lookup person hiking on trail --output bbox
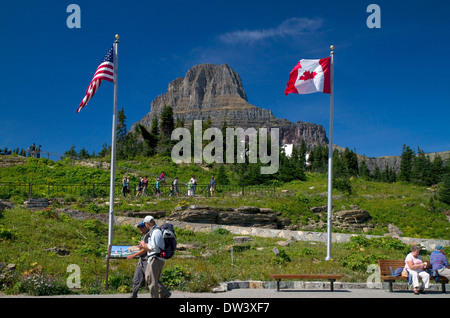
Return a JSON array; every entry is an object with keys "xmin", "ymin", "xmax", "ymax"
[
  {"xmin": 143, "ymin": 176, "xmax": 149, "ymax": 196},
  {"xmin": 189, "ymin": 175, "xmax": 197, "ymax": 197},
  {"xmin": 122, "ymin": 176, "xmax": 130, "ymax": 197},
  {"xmin": 155, "ymin": 178, "xmax": 160, "ymax": 197},
  {"xmin": 169, "ymin": 177, "xmax": 179, "ymax": 197},
  {"xmin": 127, "ymin": 222, "xmax": 150, "ymax": 298},
  {"xmin": 35, "ymin": 145, "xmax": 42, "ymax": 158},
  {"xmin": 187, "ymin": 179, "xmax": 193, "ymax": 197},
  {"xmin": 26, "ymin": 143, "xmax": 35, "ymax": 158},
  {"xmin": 139, "ymin": 216, "xmax": 171, "ymax": 298},
  {"xmin": 160, "ymin": 172, "xmax": 166, "ymax": 185},
  {"xmin": 136, "ymin": 177, "xmax": 144, "ymax": 197},
  {"xmin": 209, "ymin": 176, "xmax": 216, "ymax": 197},
  {"xmin": 122, "ymin": 176, "xmax": 127, "ymax": 197}
]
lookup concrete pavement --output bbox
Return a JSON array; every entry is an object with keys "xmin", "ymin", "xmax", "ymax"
[{"xmin": 2, "ymin": 288, "xmax": 449, "ymax": 298}]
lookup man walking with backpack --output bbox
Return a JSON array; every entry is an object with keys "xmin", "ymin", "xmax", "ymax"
[
  {"xmin": 127, "ymin": 222, "xmax": 150, "ymax": 298},
  {"xmin": 139, "ymin": 216, "xmax": 171, "ymax": 298}
]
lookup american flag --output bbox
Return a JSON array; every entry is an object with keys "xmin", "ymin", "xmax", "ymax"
[{"xmin": 77, "ymin": 46, "xmax": 114, "ymax": 113}]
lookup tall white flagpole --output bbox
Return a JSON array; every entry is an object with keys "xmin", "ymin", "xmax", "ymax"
[
  {"xmin": 108, "ymin": 34, "xmax": 120, "ymax": 248},
  {"xmin": 325, "ymin": 45, "xmax": 335, "ymax": 261}
]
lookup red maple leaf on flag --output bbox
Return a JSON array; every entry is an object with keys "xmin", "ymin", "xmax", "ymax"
[{"xmin": 299, "ymin": 70, "xmax": 317, "ymax": 82}]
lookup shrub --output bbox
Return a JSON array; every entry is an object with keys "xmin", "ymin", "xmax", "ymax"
[
  {"xmin": 343, "ymin": 235, "xmax": 408, "ymax": 253},
  {"xmin": 17, "ymin": 263, "xmax": 72, "ymax": 296},
  {"xmin": 18, "ymin": 272, "xmax": 72, "ymax": 296},
  {"xmin": 334, "ymin": 177, "xmax": 352, "ymax": 195},
  {"xmin": 86, "ymin": 203, "xmax": 100, "ymax": 214},
  {"xmin": 107, "ymin": 272, "xmax": 133, "ymax": 291},
  {"xmin": 161, "ymin": 265, "xmax": 192, "ymax": 291},
  {"xmin": 36, "ymin": 208, "xmax": 59, "ymax": 220},
  {"xmin": 0, "ymin": 226, "xmax": 14, "ymax": 241},
  {"xmin": 83, "ymin": 219, "xmax": 107, "ymax": 236},
  {"xmin": 75, "ymin": 242, "xmax": 106, "ymax": 257},
  {"xmin": 272, "ymin": 249, "xmax": 291, "ymax": 265},
  {"xmin": 339, "ymin": 252, "xmax": 386, "ymax": 271},
  {"xmin": 211, "ymin": 228, "xmax": 231, "ymax": 236}
]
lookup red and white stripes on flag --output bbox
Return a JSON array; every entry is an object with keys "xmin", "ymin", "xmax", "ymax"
[
  {"xmin": 77, "ymin": 46, "xmax": 114, "ymax": 113},
  {"xmin": 285, "ymin": 57, "xmax": 331, "ymax": 95}
]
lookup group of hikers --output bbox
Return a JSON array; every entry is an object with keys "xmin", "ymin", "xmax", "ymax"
[
  {"xmin": 121, "ymin": 173, "xmax": 216, "ymax": 198},
  {"xmin": 26, "ymin": 143, "xmax": 42, "ymax": 158},
  {"xmin": 1, "ymin": 143, "xmax": 42, "ymax": 157}
]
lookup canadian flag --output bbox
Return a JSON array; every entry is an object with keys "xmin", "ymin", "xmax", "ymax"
[{"xmin": 284, "ymin": 57, "xmax": 331, "ymax": 95}]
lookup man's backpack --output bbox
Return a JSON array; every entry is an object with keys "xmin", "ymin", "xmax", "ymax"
[{"xmin": 159, "ymin": 223, "xmax": 177, "ymax": 259}]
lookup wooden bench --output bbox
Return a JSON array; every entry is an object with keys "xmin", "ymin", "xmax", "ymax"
[
  {"xmin": 269, "ymin": 274, "xmax": 342, "ymax": 292},
  {"xmin": 378, "ymin": 260, "xmax": 448, "ymax": 293}
]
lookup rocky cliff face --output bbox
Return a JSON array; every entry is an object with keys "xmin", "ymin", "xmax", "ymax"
[{"xmin": 131, "ymin": 63, "xmax": 328, "ymax": 148}]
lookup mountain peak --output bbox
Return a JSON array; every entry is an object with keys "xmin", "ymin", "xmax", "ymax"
[{"xmin": 131, "ymin": 63, "xmax": 328, "ymax": 148}]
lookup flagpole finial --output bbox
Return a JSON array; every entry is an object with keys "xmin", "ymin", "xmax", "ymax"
[
  {"xmin": 115, "ymin": 34, "xmax": 120, "ymax": 41},
  {"xmin": 330, "ymin": 45, "xmax": 335, "ymax": 51}
]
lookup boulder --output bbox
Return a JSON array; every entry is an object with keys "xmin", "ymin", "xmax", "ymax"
[
  {"xmin": 26, "ymin": 198, "xmax": 50, "ymax": 210},
  {"xmin": 234, "ymin": 236, "xmax": 253, "ymax": 245},
  {"xmin": 387, "ymin": 224, "xmax": 403, "ymax": 237},
  {"xmin": 44, "ymin": 247, "xmax": 70, "ymax": 256},
  {"xmin": 334, "ymin": 210, "xmax": 371, "ymax": 224},
  {"xmin": 0, "ymin": 200, "xmax": 15, "ymax": 210},
  {"xmin": 333, "ymin": 209, "xmax": 373, "ymax": 232},
  {"xmin": 167, "ymin": 205, "xmax": 278, "ymax": 228}
]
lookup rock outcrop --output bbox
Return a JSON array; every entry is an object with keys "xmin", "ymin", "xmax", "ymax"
[
  {"xmin": 167, "ymin": 205, "xmax": 278, "ymax": 229},
  {"xmin": 333, "ymin": 209, "xmax": 373, "ymax": 232},
  {"xmin": 131, "ymin": 63, "xmax": 328, "ymax": 148}
]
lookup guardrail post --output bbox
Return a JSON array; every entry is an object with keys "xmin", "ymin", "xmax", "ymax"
[{"xmin": 28, "ymin": 183, "xmax": 33, "ymax": 199}]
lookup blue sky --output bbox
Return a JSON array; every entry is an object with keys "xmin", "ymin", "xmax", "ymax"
[{"xmin": 1, "ymin": 0, "xmax": 449, "ymax": 159}]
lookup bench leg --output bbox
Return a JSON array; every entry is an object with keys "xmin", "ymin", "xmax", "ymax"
[
  {"xmin": 329, "ymin": 279, "xmax": 335, "ymax": 291},
  {"xmin": 387, "ymin": 281, "xmax": 394, "ymax": 292},
  {"xmin": 442, "ymin": 282, "xmax": 446, "ymax": 294},
  {"xmin": 276, "ymin": 279, "xmax": 280, "ymax": 292}
]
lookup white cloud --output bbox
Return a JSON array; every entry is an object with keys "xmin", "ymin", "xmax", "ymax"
[{"xmin": 219, "ymin": 17, "xmax": 323, "ymax": 45}]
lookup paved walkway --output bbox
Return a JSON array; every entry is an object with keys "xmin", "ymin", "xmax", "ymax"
[{"xmin": 2, "ymin": 288, "xmax": 449, "ymax": 298}]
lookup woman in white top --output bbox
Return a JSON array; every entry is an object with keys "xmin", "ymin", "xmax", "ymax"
[{"xmin": 405, "ymin": 245, "xmax": 430, "ymax": 295}]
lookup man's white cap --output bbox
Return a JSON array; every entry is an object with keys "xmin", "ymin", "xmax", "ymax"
[{"xmin": 144, "ymin": 215, "xmax": 154, "ymax": 223}]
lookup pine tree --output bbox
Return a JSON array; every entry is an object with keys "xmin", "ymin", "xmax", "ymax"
[
  {"xmin": 411, "ymin": 147, "xmax": 432, "ymax": 186},
  {"xmin": 398, "ymin": 145, "xmax": 414, "ymax": 182},
  {"xmin": 375, "ymin": 166, "xmax": 382, "ymax": 181},
  {"xmin": 216, "ymin": 164, "xmax": 229, "ymax": 185},
  {"xmin": 438, "ymin": 170, "xmax": 450, "ymax": 205},
  {"xmin": 430, "ymin": 155, "xmax": 445, "ymax": 184},
  {"xmin": 97, "ymin": 143, "xmax": 110, "ymax": 158},
  {"xmin": 359, "ymin": 157, "xmax": 370, "ymax": 180},
  {"xmin": 175, "ymin": 116, "xmax": 185, "ymax": 128},
  {"xmin": 64, "ymin": 145, "xmax": 77, "ymax": 158},
  {"xmin": 160, "ymin": 105, "xmax": 174, "ymax": 139},
  {"xmin": 140, "ymin": 124, "xmax": 157, "ymax": 155},
  {"xmin": 299, "ymin": 139, "xmax": 307, "ymax": 168},
  {"xmin": 78, "ymin": 147, "xmax": 90, "ymax": 159},
  {"xmin": 311, "ymin": 144, "xmax": 327, "ymax": 173},
  {"xmin": 117, "ymin": 107, "xmax": 127, "ymax": 142},
  {"xmin": 344, "ymin": 147, "xmax": 359, "ymax": 176}
]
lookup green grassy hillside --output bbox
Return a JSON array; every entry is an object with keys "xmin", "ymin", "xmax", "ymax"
[
  {"xmin": 1, "ymin": 155, "xmax": 449, "ymax": 239},
  {"xmin": 0, "ymin": 155, "xmax": 449, "ymax": 295}
]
